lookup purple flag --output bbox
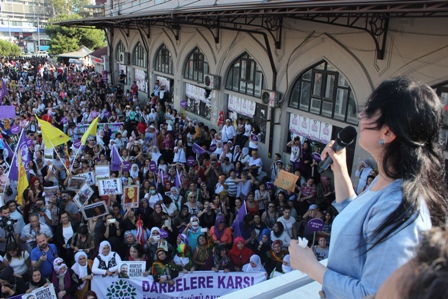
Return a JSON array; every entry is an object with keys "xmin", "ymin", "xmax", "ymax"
[
  {"xmin": 110, "ymin": 145, "xmax": 123, "ymax": 171},
  {"xmin": 0, "ymin": 80, "xmax": 7, "ymax": 105},
  {"xmin": 232, "ymin": 200, "xmax": 247, "ymax": 238},
  {"xmin": 4, "ymin": 142, "xmax": 13, "ymax": 158},
  {"xmin": 192, "ymin": 143, "xmax": 205, "ymax": 154},
  {"xmin": 175, "ymin": 169, "xmax": 181, "ymax": 188},
  {"xmin": 8, "ymin": 130, "xmax": 30, "ymax": 180}
]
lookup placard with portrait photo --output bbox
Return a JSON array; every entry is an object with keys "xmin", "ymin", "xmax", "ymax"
[
  {"xmin": 123, "ymin": 185, "xmax": 139, "ymax": 209},
  {"xmin": 73, "ymin": 183, "xmax": 95, "ymax": 208},
  {"xmin": 67, "ymin": 176, "xmax": 86, "ymax": 191},
  {"xmin": 78, "ymin": 171, "xmax": 96, "ymax": 186},
  {"xmin": 82, "ymin": 201, "xmax": 108, "ymax": 220},
  {"xmin": 98, "ymin": 178, "xmax": 123, "ymax": 196}
]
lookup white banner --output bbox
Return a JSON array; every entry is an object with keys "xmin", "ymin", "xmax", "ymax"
[
  {"xmin": 135, "ymin": 68, "xmax": 147, "ymax": 92},
  {"xmin": 309, "ymin": 118, "xmax": 320, "ymax": 141},
  {"xmin": 157, "ymin": 75, "xmax": 170, "ymax": 91},
  {"xmin": 226, "ymin": 94, "xmax": 256, "ymax": 118},
  {"xmin": 186, "ymin": 83, "xmax": 206, "ymax": 103},
  {"xmin": 299, "ymin": 115, "xmax": 310, "ymax": 137},
  {"xmin": 11, "ymin": 283, "xmax": 57, "ymax": 299},
  {"xmin": 92, "ymin": 271, "xmax": 266, "ymax": 299},
  {"xmin": 320, "ymin": 122, "xmax": 333, "ymax": 143}
]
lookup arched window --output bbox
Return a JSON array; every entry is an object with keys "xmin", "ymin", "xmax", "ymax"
[
  {"xmin": 132, "ymin": 42, "xmax": 147, "ymax": 68},
  {"xmin": 115, "ymin": 41, "xmax": 125, "ymax": 62},
  {"xmin": 225, "ymin": 52, "xmax": 265, "ymax": 98},
  {"xmin": 183, "ymin": 47, "xmax": 209, "ymax": 82},
  {"xmin": 289, "ymin": 61, "xmax": 358, "ymax": 124},
  {"xmin": 154, "ymin": 44, "xmax": 173, "ymax": 74}
]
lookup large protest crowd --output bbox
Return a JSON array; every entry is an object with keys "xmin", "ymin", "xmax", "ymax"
[{"xmin": 0, "ymin": 55, "xmax": 378, "ymax": 299}]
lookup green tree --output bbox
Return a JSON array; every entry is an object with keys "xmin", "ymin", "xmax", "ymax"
[
  {"xmin": 0, "ymin": 40, "xmax": 21, "ymax": 56},
  {"xmin": 45, "ymin": 14, "xmax": 106, "ymax": 55}
]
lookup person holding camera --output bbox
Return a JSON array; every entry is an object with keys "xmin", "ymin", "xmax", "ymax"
[
  {"xmin": 20, "ymin": 214, "xmax": 53, "ymax": 254},
  {"xmin": 204, "ymin": 159, "xmax": 222, "ymax": 196},
  {"xmin": 0, "ymin": 206, "xmax": 20, "ymax": 255},
  {"xmin": 61, "ymin": 191, "xmax": 81, "ymax": 224},
  {"xmin": 33, "ymin": 198, "xmax": 52, "ymax": 227}
]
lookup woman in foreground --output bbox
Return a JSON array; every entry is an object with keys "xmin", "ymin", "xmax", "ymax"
[{"xmin": 289, "ymin": 77, "xmax": 447, "ymax": 299}]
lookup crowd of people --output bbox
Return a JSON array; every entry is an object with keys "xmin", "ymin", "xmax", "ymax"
[
  {"xmin": 0, "ymin": 56, "xmax": 349, "ymax": 298},
  {"xmin": 0, "ymin": 56, "xmax": 442, "ymax": 299}
]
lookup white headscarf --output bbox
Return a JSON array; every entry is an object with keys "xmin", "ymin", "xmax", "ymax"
[
  {"xmin": 130, "ymin": 163, "xmax": 140, "ymax": 179},
  {"xmin": 242, "ymin": 254, "xmax": 266, "ymax": 273},
  {"xmin": 150, "ymin": 227, "xmax": 161, "ymax": 245},
  {"xmin": 151, "ymin": 147, "xmax": 162, "ymax": 165},
  {"xmin": 71, "ymin": 252, "xmax": 89, "ymax": 289},
  {"xmin": 98, "ymin": 240, "xmax": 114, "ymax": 261},
  {"xmin": 53, "ymin": 257, "xmax": 67, "ymax": 277},
  {"xmin": 282, "ymin": 254, "xmax": 294, "ymax": 273}
]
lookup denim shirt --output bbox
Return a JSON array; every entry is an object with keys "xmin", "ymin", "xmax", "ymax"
[{"xmin": 322, "ymin": 178, "xmax": 431, "ymax": 299}]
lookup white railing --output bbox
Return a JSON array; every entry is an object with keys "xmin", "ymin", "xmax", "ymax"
[{"xmin": 220, "ymin": 259, "xmax": 327, "ymax": 299}]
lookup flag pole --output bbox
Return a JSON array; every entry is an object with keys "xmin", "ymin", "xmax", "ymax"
[
  {"xmin": 49, "ymin": 141, "xmax": 70, "ymax": 173},
  {"xmin": 3, "ymin": 129, "xmax": 25, "ymax": 200}
]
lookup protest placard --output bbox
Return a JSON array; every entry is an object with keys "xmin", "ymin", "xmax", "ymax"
[{"xmin": 273, "ymin": 170, "xmax": 300, "ymax": 192}]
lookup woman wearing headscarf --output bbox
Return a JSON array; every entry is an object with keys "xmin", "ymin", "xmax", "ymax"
[
  {"xmin": 146, "ymin": 227, "xmax": 174, "ymax": 262},
  {"xmin": 180, "ymin": 215, "xmax": 202, "ymax": 252},
  {"xmin": 228, "ymin": 236, "xmax": 254, "ymax": 271},
  {"xmin": 270, "ymin": 221, "xmax": 291, "ymax": 250},
  {"xmin": 242, "ymin": 254, "xmax": 266, "ymax": 274},
  {"xmin": 210, "ymin": 216, "xmax": 232, "ymax": 247},
  {"xmin": 240, "ymin": 147, "xmax": 250, "ymax": 165},
  {"xmin": 147, "ymin": 203, "xmax": 167, "ymax": 229},
  {"xmin": 173, "ymin": 234, "xmax": 194, "ymax": 272},
  {"xmin": 129, "ymin": 164, "xmax": 140, "ymax": 181},
  {"xmin": 254, "ymin": 228, "xmax": 271, "ymax": 263},
  {"xmin": 172, "ymin": 205, "xmax": 191, "ymax": 234},
  {"xmin": 25, "ymin": 268, "xmax": 50, "ymax": 293},
  {"xmin": 169, "ymin": 186, "xmax": 183, "ymax": 212},
  {"xmin": 52, "ymin": 257, "xmax": 79, "ymax": 299},
  {"xmin": 282, "ymin": 254, "xmax": 294, "ymax": 273},
  {"xmin": 265, "ymin": 240, "xmax": 288, "ymax": 275},
  {"xmin": 92, "ymin": 241, "xmax": 122, "ymax": 276},
  {"xmin": 150, "ymin": 146, "xmax": 162, "ymax": 166},
  {"xmin": 71, "ymin": 252, "xmax": 93, "ymax": 299},
  {"xmin": 151, "ymin": 248, "xmax": 179, "ymax": 286},
  {"xmin": 0, "ymin": 266, "xmax": 26, "ymax": 298}
]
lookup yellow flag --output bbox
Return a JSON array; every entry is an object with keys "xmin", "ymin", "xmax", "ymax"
[
  {"xmin": 17, "ymin": 149, "xmax": 28, "ymax": 205},
  {"xmin": 81, "ymin": 117, "xmax": 99, "ymax": 145},
  {"xmin": 36, "ymin": 116, "xmax": 71, "ymax": 149}
]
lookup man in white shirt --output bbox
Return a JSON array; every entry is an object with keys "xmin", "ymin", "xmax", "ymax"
[{"xmin": 221, "ymin": 119, "xmax": 236, "ymax": 144}]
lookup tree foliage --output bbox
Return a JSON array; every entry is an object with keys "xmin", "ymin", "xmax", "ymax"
[
  {"xmin": 45, "ymin": 14, "xmax": 106, "ymax": 55},
  {"xmin": 0, "ymin": 40, "xmax": 22, "ymax": 57}
]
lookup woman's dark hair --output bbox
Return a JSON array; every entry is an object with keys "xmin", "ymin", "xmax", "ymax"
[
  {"xmin": 242, "ymin": 214, "xmax": 254, "ymax": 228},
  {"xmin": 273, "ymin": 221, "xmax": 284, "ymax": 237},
  {"xmin": 77, "ymin": 225, "xmax": 88, "ymax": 235},
  {"xmin": 401, "ymin": 226, "xmax": 448, "ymax": 299},
  {"xmin": 5, "ymin": 242, "xmax": 23, "ymax": 261},
  {"xmin": 130, "ymin": 243, "xmax": 144, "ymax": 258},
  {"xmin": 363, "ymin": 77, "xmax": 447, "ymax": 249}
]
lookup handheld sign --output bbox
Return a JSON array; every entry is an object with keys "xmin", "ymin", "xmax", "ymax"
[
  {"xmin": 123, "ymin": 161, "xmax": 131, "ymax": 172},
  {"xmin": 307, "ymin": 218, "xmax": 325, "ymax": 232},
  {"xmin": 11, "ymin": 125, "xmax": 20, "ymax": 135},
  {"xmin": 187, "ymin": 156, "xmax": 195, "ymax": 167},
  {"xmin": 149, "ymin": 161, "xmax": 157, "ymax": 173},
  {"xmin": 273, "ymin": 170, "xmax": 300, "ymax": 192},
  {"xmin": 73, "ymin": 140, "xmax": 81, "ymax": 149},
  {"xmin": 209, "ymin": 144, "xmax": 217, "ymax": 152},
  {"xmin": 60, "ymin": 117, "xmax": 68, "ymax": 124}
]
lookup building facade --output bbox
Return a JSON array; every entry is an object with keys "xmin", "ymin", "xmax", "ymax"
[{"xmin": 59, "ymin": 0, "xmax": 448, "ymax": 184}]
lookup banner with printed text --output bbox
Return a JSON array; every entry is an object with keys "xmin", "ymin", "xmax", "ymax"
[
  {"xmin": 76, "ymin": 122, "xmax": 123, "ymax": 134},
  {"xmin": 10, "ymin": 283, "xmax": 57, "ymax": 299},
  {"xmin": 91, "ymin": 271, "xmax": 266, "ymax": 299}
]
